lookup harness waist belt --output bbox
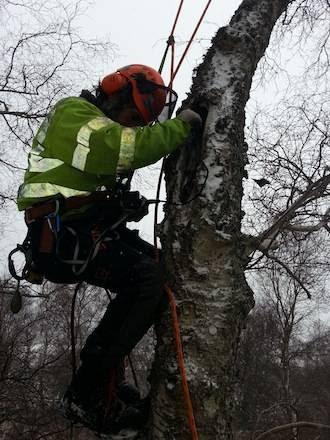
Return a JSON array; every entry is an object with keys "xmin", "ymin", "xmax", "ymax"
[{"xmin": 25, "ymin": 191, "xmax": 115, "ymax": 223}]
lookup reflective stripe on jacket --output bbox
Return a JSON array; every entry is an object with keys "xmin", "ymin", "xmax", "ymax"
[{"xmin": 17, "ymin": 97, "xmax": 190, "ymax": 210}]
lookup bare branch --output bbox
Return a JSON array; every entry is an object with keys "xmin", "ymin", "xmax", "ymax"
[
  {"xmin": 285, "ymin": 207, "xmax": 330, "ymax": 232},
  {"xmin": 0, "ymin": 157, "xmax": 25, "ymax": 171},
  {"xmin": 0, "ymin": 110, "xmax": 47, "ymax": 119},
  {"xmin": 260, "ymin": 173, "xmax": 330, "ymax": 241},
  {"xmin": 255, "ymin": 421, "xmax": 330, "ymax": 440},
  {"xmin": 1, "ymin": 289, "xmax": 49, "ymax": 299},
  {"xmin": 264, "ymin": 253, "xmax": 312, "ymax": 299}
]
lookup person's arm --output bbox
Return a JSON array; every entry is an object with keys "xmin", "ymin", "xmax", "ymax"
[
  {"xmin": 130, "ymin": 109, "xmax": 202, "ymax": 169},
  {"xmin": 47, "ymin": 98, "xmax": 198, "ymax": 175},
  {"xmin": 131, "ymin": 118, "xmax": 191, "ymax": 169}
]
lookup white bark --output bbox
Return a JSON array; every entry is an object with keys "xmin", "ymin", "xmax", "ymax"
[{"xmin": 148, "ymin": 1, "xmax": 292, "ymax": 439}]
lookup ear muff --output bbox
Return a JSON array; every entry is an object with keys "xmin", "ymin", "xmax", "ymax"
[{"xmin": 101, "ymin": 72, "xmax": 129, "ymax": 96}]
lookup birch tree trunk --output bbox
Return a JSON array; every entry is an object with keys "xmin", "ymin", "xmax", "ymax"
[{"xmin": 148, "ymin": 1, "xmax": 292, "ymax": 439}]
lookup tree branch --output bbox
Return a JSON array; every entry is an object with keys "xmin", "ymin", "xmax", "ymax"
[
  {"xmin": 2, "ymin": 289, "xmax": 49, "ymax": 299},
  {"xmin": 255, "ymin": 421, "xmax": 330, "ymax": 440},
  {"xmin": 260, "ymin": 173, "xmax": 330, "ymax": 241},
  {"xmin": 285, "ymin": 207, "xmax": 330, "ymax": 232},
  {"xmin": 264, "ymin": 253, "xmax": 312, "ymax": 299}
]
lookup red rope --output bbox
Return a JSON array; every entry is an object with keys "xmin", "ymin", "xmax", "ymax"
[
  {"xmin": 170, "ymin": 0, "xmax": 185, "ymax": 37},
  {"xmin": 166, "ymin": 285, "xmax": 199, "ymax": 440},
  {"xmin": 169, "ymin": 0, "xmax": 213, "ymax": 87}
]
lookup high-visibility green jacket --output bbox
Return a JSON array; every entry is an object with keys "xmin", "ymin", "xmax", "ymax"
[{"xmin": 17, "ymin": 97, "xmax": 190, "ymax": 210}]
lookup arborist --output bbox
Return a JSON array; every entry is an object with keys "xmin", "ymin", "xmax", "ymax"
[{"xmin": 15, "ymin": 64, "xmax": 202, "ymax": 435}]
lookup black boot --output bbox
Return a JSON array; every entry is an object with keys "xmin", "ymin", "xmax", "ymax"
[
  {"xmin": 62, "ymin": 348, "xmax": 124, "ymax": 433},
  {"xmin": 117, "ymin": 381, "xmax": 140, "ymax": 405},
  {"xmin": 113, "ymin": 395, "xmax": 150, "ymax": 435}
]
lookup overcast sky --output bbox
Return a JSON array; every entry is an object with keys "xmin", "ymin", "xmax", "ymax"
[{"xmin": 79, "ymin": 0, "xmax": 241, "ymax": 100}]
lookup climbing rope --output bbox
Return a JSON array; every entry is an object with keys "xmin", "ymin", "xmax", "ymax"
[
  {"xmin": 158, "ymin": 0, "xmax": 184, "ymax": 75},
  {"xmin": 166, "ymin": 285, "xmax": 199, "ymax": 440}
]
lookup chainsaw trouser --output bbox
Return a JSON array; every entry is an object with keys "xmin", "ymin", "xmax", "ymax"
[{"xmin": 32, "ymin": 221, "xmax": 166, "ymax": 393}]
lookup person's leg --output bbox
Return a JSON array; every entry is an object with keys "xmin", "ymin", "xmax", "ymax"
[
  {"xmin": 66, "ymin": 227, "xmax": 166, "ymax": 419},
  {"xmin": 83, "ymin": 256, "xmax": 164, "ymax": 360}
]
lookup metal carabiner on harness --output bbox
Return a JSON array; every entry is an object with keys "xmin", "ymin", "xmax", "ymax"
[
  {"xmin": 45, "ymin": 199, "xmax": 61, "ymax": 235},
  {"xmin": 8, "ymin": 242, "xmax": 31, "ymax": 314},
  {"xmin": 8, "ymin": 244, "xmax": 31, "ymax": 282},
  {"xmin": 8, "ymin": 230, "xmax": 43, "ymax": 313}
]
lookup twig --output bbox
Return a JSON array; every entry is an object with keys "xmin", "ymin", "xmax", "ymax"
[
  {"xmin": 255, "ymin": 421, "xmax": 330, "ymax": 440},
  {"xmin": 264, "ymin": 253, "xmax": 312, "ymax": 299},
  {"xmin": 260, "ymin": 173, "xmax": 330, "ymax": 242},
  {"xmin": 285, "ymin": 207, "xmax": 330, "ymax": 232},
  {"xmin": 2, "ymin": 290, "xmax": 49, "ymax": 299}
]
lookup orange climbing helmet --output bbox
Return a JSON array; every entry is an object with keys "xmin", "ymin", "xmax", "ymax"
[{"xmin": 100, "ymin": 64, "xmax": 176, "ymax": 124}]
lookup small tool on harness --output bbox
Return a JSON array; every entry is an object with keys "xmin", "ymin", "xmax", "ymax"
[
  {"xmin": 10, "ymin": 282, "xmax": 22, "ymax": 314},
  {"xmin": 8, "ymin": 231, "xmax": 43, "ymax": 313}
]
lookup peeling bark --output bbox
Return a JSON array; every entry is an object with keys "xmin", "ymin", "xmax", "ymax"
[{"xmin": 148, "ymin": 1, "xmax": 292, "ymax": 439}]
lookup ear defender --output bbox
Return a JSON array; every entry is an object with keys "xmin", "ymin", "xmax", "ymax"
[{"xmin": 101, "ymin": 72, "xmax": 129, "ymax": 96}]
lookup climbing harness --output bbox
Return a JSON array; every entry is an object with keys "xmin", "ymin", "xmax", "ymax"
[{"xmin": 7, "ymin": 187, "xmax": 150, "ymax": 314}]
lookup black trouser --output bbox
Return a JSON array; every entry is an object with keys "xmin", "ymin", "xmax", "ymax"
[{"xmin": 32, "ymin": 216, "xmax": 165, "ymax": 397}]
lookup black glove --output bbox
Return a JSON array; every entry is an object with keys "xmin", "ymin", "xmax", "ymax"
[
  {"xmin": 177, "ymin": 109, "xmax": 202, "ymax": 127},
  {"xmin": 121, "ymin": 192, "xmax": 149, "ymax": 222}
]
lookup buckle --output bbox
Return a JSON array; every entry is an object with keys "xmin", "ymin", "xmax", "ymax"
[
  {"xmin": 25, "ymin": 208, "xmax": 37, "ymax": 224},
  {"xmin": 25, "ymin": 197, "xmax": 64, "ymax": 224}
]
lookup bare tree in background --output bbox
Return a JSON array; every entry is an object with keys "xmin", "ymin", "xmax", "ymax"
[
  {"xmin": 235, "ymin": 302, "xmax": 330, "ymax": 440},
  {"xmin": 246, "ymin": 238, "xmax": 324, "ymax": 439},
  {"xmin": 0, "ymin": 0, "xmax": 115, "ymax": 206},
  {"xmin": 234, "ymin": 303, "xmax": 283, "ymax": 436},
  {"xmin": 0, "ymin": 278, "xmax": 111, "ymax": 439}
]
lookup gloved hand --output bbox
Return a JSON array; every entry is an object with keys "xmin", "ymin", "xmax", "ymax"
[
  {"xmin": 129, "ymin": 196, "xmax": 149, "ymax": 222},
  {"xmin": 177, "ymin": 109, "xmax": 202, "ymax": 127},
  {"xmin": 121, "ymin": 192, "xmax": 149, "ymax": 222}
]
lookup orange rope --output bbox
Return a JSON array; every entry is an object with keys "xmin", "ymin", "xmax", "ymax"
[{"xmin": 165, "ymin": 285, "xmax": 199, "ymax": 440}]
